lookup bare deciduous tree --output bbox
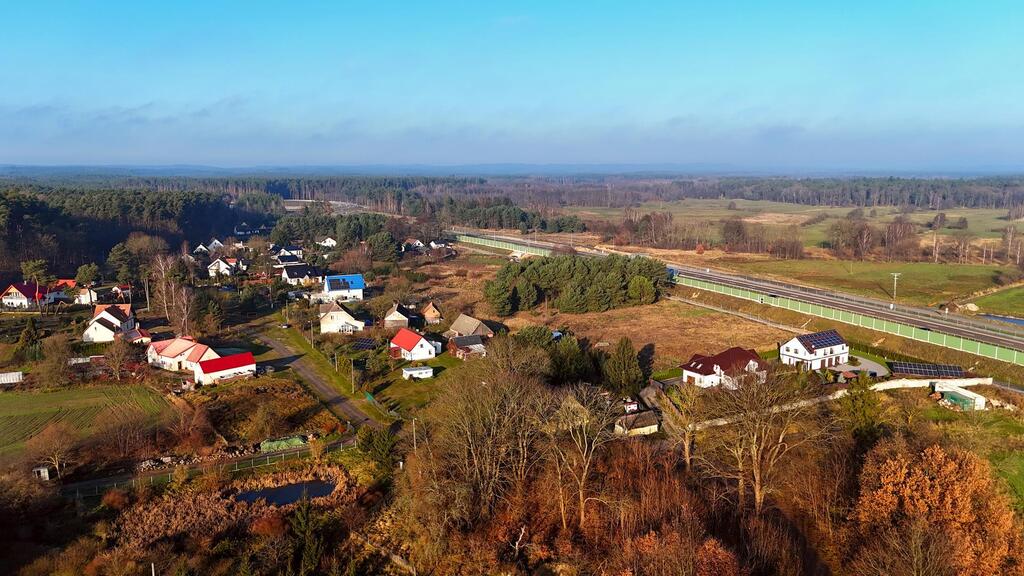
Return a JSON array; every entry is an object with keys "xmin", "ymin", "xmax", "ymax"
[
  {"xmin": 548, "ymin": 384, "xmax": 619, "ymax": 530},
  {"xmin": 699, "ymin": 371, "xmax": 830, "ymax": 515},
  {"xmin": 26, "ymin": 422, "xmax": 77, "ymax": 479}
]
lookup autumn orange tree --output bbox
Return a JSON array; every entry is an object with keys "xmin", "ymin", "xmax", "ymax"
[{"xmin": 849, "ymin": 439, "xmax": 1024, "ymax": 576}]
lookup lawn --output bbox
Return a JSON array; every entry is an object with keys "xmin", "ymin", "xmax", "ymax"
[
  {"xmin": 722, "ymin": 259, "xmax": 1009, "ymax": 306},
  {"xmin": 372, "ymin": 354, "xmax": 462, "ymax": 414},
  {"xmin": 0, "ymin": 385, "xmax": 172, "ymax": 457},
  {"xmin": 971, "ymin": 286, "xmax": 1024, "ymax": 318}
]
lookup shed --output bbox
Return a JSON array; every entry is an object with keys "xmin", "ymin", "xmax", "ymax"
[
  {"xmin": 614, "ymin": 411, "xmax": 660, "ymax": 436},
  {"xmin": 260, "ymin": 435, "xmax": 307, "ymax": 452},
  {"xmin": 402, "ymin": 366, "xmax": 434, "ymax": 380},
  {"xmin": 32, "ymin": 466, "xmax": 53, "ymax": 481}
]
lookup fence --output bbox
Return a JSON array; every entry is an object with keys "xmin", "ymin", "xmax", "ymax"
[
  {"xmin": 65, "ymin": 442, "xmax": 351, "ymax": 499},
  {"xmin": 453, "ymin": 231, "xmax": 1024, "ymax": 366},
  {"xmin": 676, "ymin": 276, "xmax": 1024, "ymax": 367}
]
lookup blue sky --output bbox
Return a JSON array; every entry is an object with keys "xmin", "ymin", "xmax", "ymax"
[{"xmin": 2, "ymin": 1, "xmax": 1022, "ymax": 170}]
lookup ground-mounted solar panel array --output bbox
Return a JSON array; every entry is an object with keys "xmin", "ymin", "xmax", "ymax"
[
  {"xmin": 888, "ymin": 361, "xmax": 966, "ymax": 378},
  {"xmin": 350, "ymin": 338, "xmax": 377, "ymax": 351}
]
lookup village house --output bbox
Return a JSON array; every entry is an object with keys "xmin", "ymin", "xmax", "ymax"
[
  {"xmin": 82, "ymin": 304, "xmax": 137, "ymax": 343},
  {"xmin": 319, "ymin": 301, "xmax": 365, "ymax": 334},
  {"xmin": 208, "ymin": 238, "xmax": 225, "ymax": 252},
  {"xmin": 76, "ymin": 286, "xmax": 101, "ymax": 305},
  {"xmin": 146, "ymin": 336, "xmax": 221, "ymax": 372},
  {"xmin": 680, "ymin": 347, "xmax": 766, "ymax": 388},
  {"xmin": 193, "ymin": 352, "xmax": 256, "ymax": 385},
  {"xmin": 447, "ymin": 335, "xmax": 487, "ymax": 360},
  {"xmin": 402, "ymin": 238, "xmax": 425, "ymax": 252},
  {"xmin": 429, "ymin": 240, "xmax": 450, "ymax": 250},
  {"xmin": 2, "ymin": 283, "xmax": 54, "ymax": 309},
  {"xmin": 779, "ymin": 329, "xmax": 849, "ymax": 370},
  {"xmin": 112, "ymin": 284, "xmax": 132, "ymax": 301},
  {"xmin": 389, "ymin": 328, "xmax": 440, "ymax": 361},
  {"xmin": 317, "ymin": 237, "xmax": 337, "ymax": 248},
  {"xmin": 444, "ymin": 313, "xmax": 494, "ymax": 338},
  {"xmin": 384, "ymin": 302, "xmax": 413, "ymax": 329},
  {"xmin": 281, "ymin": 264, "xmax": 323, "ymax": 286},
  {"xmin": 320, "ymin": 274, "xmax": 365, "ymax": 301},
  {"xmin": 193, "ymin": 243, "xmax": 209, "ymax": 255},
  {"xmin": 276, "ymin": 245, "xmax": 303, "ymax": 258},
  {"xmin": 207, "ymin": 257, "xmax": 247, "ymax": 278},
  {"xmin": 614, "ymin": 411, "xmax": 660, "ymax": 436},
  {"xmin": 272, "ymin": 253, "xmax": 302, "ymax": 267},
  {"xmin": 421, "ymin": 301, "xmax": 443, "ymax": 325}
]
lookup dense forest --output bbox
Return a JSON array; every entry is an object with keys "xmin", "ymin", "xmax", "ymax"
[
  {"xmin": 0, "ymin": 184, "xmax": 237, "ymax": 279},
  {"xmin": 6, "ymin": 174, "xmax": 1023, "ymax": 211}
]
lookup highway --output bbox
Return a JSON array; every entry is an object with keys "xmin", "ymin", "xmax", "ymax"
[{"xmin": 452, "ymin": 229, "xmax": 1024, "ymax": 355}]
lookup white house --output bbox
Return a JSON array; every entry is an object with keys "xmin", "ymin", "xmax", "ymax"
[
  {"xmin": 317, "ymin": 237, "xmax": 338, "ymax": 248},
  {"xmin": 389, "ymin": 328, "xmax": 440, "ymax": 361},
  {"xmin": 146, "ymin": 337, "xmax": 220, "ymax": 372},
  {"xmin": 193, "ymin": 352, "xmax": 256, "ymax": 385},
  {"xmin": 2, "ymin": 283, "xmax": 48, "ymax": 309},
  {"xmin": 207, "ymin": 257, "xmax": 246, "ymax": 278},
  {"xmin": 402, "ymin": 238, "xmax": 425, "ymax": 252},
  {"xmin": 76, "ymin": 287, "xmax": 101, "ymax": 305},
  {"xmin": 429, "ymin": 240, "xmax": 449, "ymax": 250},
  {"xmin": 208, "ymin": 238, "xmax": 225, "ymax": 251},
  {"xmin": 281, "ymin": 264, "xmax": 323, "ymax": 286},
  {"xmin": 681, "ymin": 347, "xmax": 766, "ymax": 388},
  {"xmin": 277, "ymin": 245, "xmax": 303, "ymax": 258},
  {"xmin": 320, "ymin": 274, "xmax": 365, "ymax": 301},
  {"xmin": 319, "ymin": 301, "xmax": 365, "ymax": 334},
  {"xmin": 193, "ymin": 243, "xmax": 209, "ymax": 255},
  {"xmin": 779, "ymin": 329, "xmax": 849, "ymax": 370},
  {"xmin": 82, "ymin": 304, "xmax": 136, "ymax": 343}
]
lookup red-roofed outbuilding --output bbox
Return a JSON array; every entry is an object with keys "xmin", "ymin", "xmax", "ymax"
[{"xmin": 194, "ymin": 352, "xmax": 256, "ymax": 385}]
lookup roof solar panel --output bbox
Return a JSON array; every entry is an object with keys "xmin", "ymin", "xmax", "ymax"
[
  {"xmin": 889, "ymin": 361, "xmax": 965, "ymax": 378},
  {"xmin": 798, "ymin": 329, "xmax": 845, "ymax": 351}
]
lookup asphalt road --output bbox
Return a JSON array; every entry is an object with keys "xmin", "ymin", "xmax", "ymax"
[
  {"xmin": 255, "ymin": 331, "xmax": 381, "ymax": 429},
  {"xmin": 452, "ymin": 229, "xmax": 1024, "ymax": 354},
  {"xmin": 671, "ymin": 264, "xmax": 1024, "ymax": 352}
]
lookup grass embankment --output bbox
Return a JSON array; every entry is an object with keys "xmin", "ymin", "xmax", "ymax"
[
  {"xmin": 675, "ymin": 287, "xmax": 1024, "ymax": 387},
  {"xmin": 0, "ymin": 385, "xmax": 171, "ymax": 457},
  {"xmin": 722, "ymin": 259, "xmax": 1010, "ymax": 306},
  {"xmin": 971, "ymin": 286, "xmax": 1024, "ymax": 318}
]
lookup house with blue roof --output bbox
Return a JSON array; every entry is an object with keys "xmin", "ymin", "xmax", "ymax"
[{"xmin": 321, "ymin": 274, "xmax": 365, "ymax": 301}]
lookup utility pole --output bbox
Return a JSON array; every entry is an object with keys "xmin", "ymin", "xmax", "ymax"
[{"xmin": 890, "ymin": 272, "xmax": 901, "ymax": 308}]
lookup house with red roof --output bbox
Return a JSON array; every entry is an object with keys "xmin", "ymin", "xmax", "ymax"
[
  {"xmin": 207, "ymin": 257, "xmax": 248, "ymax": 278},
  {"xmin": 681, "ymin": 347, "xmax": 766, "ymax": 389},
  {"xmin": 193, "ymin": 352, "xmax": 256, "ymax": 385},
  {"xmin": 389, "ymin": 328, "xmax": 440, "ymax": 361},
  {"xmin": 146, "ymin": 336, "xmax": 221, "ymax": 372},
  {"xmin": 1, "ymin": 283, "xmax": 50, "ymax": 309},
  {"xmin": 82, "ymin": 304, "xmax": 137, "ymax": 343}
]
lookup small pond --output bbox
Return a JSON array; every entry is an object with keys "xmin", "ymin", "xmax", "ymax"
[
  {"xmin": 236, "ymin": 480, "xmax": 335, "ymax": 506},
  {"xmin": 982, "ymin": 314, "xmax": 1024, "ymax": 327}
]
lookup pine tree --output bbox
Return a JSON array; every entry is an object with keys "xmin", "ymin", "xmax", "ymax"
[
  {"xmin": 555, "ymin": 281, "xmax": 587, "ymax": 313},
  {"xmin": 485, "ymin": 279, "xmax": 517, "ymax": 316},
  {"xmin": 515, "ymin": 279, "xmax": 538, "ymax": 309},
  {"xmin": 290, "ymin": 496, "xmax": 324, "ymax": 576},
  {"xmin": 627, "ymin": 275, "xmax": 656, "ymax": 305},
  {"xmin": 604, "ymin": 337, "xmax": 644, "ymax": 396}
]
